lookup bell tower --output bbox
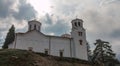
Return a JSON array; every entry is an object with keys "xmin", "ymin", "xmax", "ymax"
[
  {"xmin": 71, "ymin": 18, "xmax": 88, "ymax": 60},
  {"xmin": 28, "ymin": 20, "xmax": 41, "ymax": 32}
]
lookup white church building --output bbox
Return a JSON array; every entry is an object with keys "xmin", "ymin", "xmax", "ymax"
[{"xmin": 8, "ymin": 18, "xmax": 88, "ymax": 60}]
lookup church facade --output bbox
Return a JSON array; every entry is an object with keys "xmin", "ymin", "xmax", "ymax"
[{"xmin": 8, "ymin": 18, "xmax": 88, "ymax": 60}]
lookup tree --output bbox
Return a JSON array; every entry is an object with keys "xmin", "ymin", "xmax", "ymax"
[
  {"xmin": 0, "ymin": 39, "xmax": 4, "ymax": 48},
  {"xmin": 92, "ymin": 39, "xmax": 117, "ymax": 66},
  {"xmin": 2, "ymin": 25, "xmax": 15, "ymax": 49},
  {"xmin": 87, "ymin": 42, "xmax": 92, "ymax": 61}
]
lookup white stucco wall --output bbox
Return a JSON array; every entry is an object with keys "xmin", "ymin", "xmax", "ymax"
[
  {"xmin": 14, "ymin": 31, "xmax": 49, "ymax": 53},
  {"xmin": 50, "ymin": 37, "xmax": 71, "ymax": 57},
  {"xmin": 71, "ymin": 29, "xmax": 88, "ymax": 60},
  {"xmin": 9, "ymin": 30, "xmax": 72, "ymax": 57}
]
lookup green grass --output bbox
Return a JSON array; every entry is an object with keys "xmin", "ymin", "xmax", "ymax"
[
  {"xmin": 0, "ymin": 49, "xmax": 93, "ymax": 66},
  {"xmin": 36, "ymin": 51, "xmax": 91, "ymax": 64},
  {"xmin": 0, "ymin": 49, "xmax": 34, "ymax": 66}
]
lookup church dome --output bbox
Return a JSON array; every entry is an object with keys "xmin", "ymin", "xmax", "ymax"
[{"xmin": 61, "ymin": 34, "xmax": 71, "ymax": 38}]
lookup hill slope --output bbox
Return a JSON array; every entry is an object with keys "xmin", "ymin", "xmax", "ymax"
[{"xmin": 0, "ymin": 49, "xmax": 93, "ymax": 66}]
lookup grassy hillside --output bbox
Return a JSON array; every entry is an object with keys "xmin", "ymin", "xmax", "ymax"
[{"xmin": 0, "ymin": 49, "xmax": 93, "ymax": 66}]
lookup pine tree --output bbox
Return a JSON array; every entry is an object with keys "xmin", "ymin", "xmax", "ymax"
[
  {"xmin": 2, "ymin": 25, "xmax": 15, "ymax": 49},
  {"xmin": 87, "ymin": 43, "xmax": 92, "ymax": 61},
  {"xmin": 0, "ymin": 39, "xmax": 3, "ymax": 48},
  {"xmin": 92, "ymin": 39, "xmax": 117, "ymax": 65}
]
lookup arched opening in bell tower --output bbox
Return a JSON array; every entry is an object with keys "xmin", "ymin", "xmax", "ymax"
[{"xmin": 28, "ymin": 20, "xmax": 41, "ymax": 32}]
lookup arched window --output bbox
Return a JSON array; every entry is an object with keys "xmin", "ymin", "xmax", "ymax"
[
  {"xmin": 60, "ymin": 51, "xmax": 63, "ymax": 57},
  {"xmin": 79, "ymin": 40, "xmax": 82, "ymax": 45},
  {"xmin": 78, "ymin": 32, "xmax": 82, "ymax": 36},
  {"xmin": 75, "ymin": 22, "xmax": 77, "ymax": 27},
  {"xmin": 34, "ymin": 24, "xmax": 36, "ymax": 30},
  {"xmin": 59, "ymin": 50, "xmax": 64, "ymax": 57},
  {"xmin": 78, "ymin": 22, "xmax": 81, "ymax": 26}
]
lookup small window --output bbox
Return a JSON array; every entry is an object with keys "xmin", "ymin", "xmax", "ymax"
[
  {"xmin": 78, "ymin": 32, "xmax": 82, "ymax": 36},
  {"xmin": 60, "ymin": 51, "xmax": 63, "ymax": 57},
  {"xmin": 79, "ymin": 40, "xmax": 82, "ymax": 45},
  {"xmin": 28, "ymin": 47, "xmax": 33, "ymax": 51},
  {"xmin": 59, "ymin": 50, "xmax": 64, "ymax": 57},
  {"xmin": 75, "ymin": 22, "xmax": 77, "ymax": 27},
  {"xmin": 78, "ymin": 22, "xmax": 81, "ymax": 26},
  {"xmin": 45, "ymin": 49, "xmax": 48, "ymax": 55}
]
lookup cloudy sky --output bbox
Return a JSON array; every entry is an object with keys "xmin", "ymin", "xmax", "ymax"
[{"xmin": 0, "ymin": 0, "xmax": 120, "ymax": 60}]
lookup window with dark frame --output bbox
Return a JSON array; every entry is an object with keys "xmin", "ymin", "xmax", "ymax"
[
  {"xmin": 75, "ymin": 22, "xmax": 77, "ymax": 27},
  {"xmin": 45, "ymin": 49, "xmax": 48, "ymax": 55},
  {"xmin": 60, "ymin": 51, "xmax": 63, "ymax": 57},
  {"xmin": 45, "ymin": 50, "xmax": 48, "ymax": 55},
  {"xmin": 79, "ymin": 40, "xmax": 82, "ymax": 45},
  {"xmin": 78, "ymin": 22, "xmax": 81, "ymax": 26},
  {"xmin": 78, "ymin": 32, "xmax": 82, "ymax": 36}
]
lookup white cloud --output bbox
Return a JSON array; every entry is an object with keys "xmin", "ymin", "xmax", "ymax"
[{"xmin": 0, "ymin": 0, "xmax": 37, "ymax": 42}]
